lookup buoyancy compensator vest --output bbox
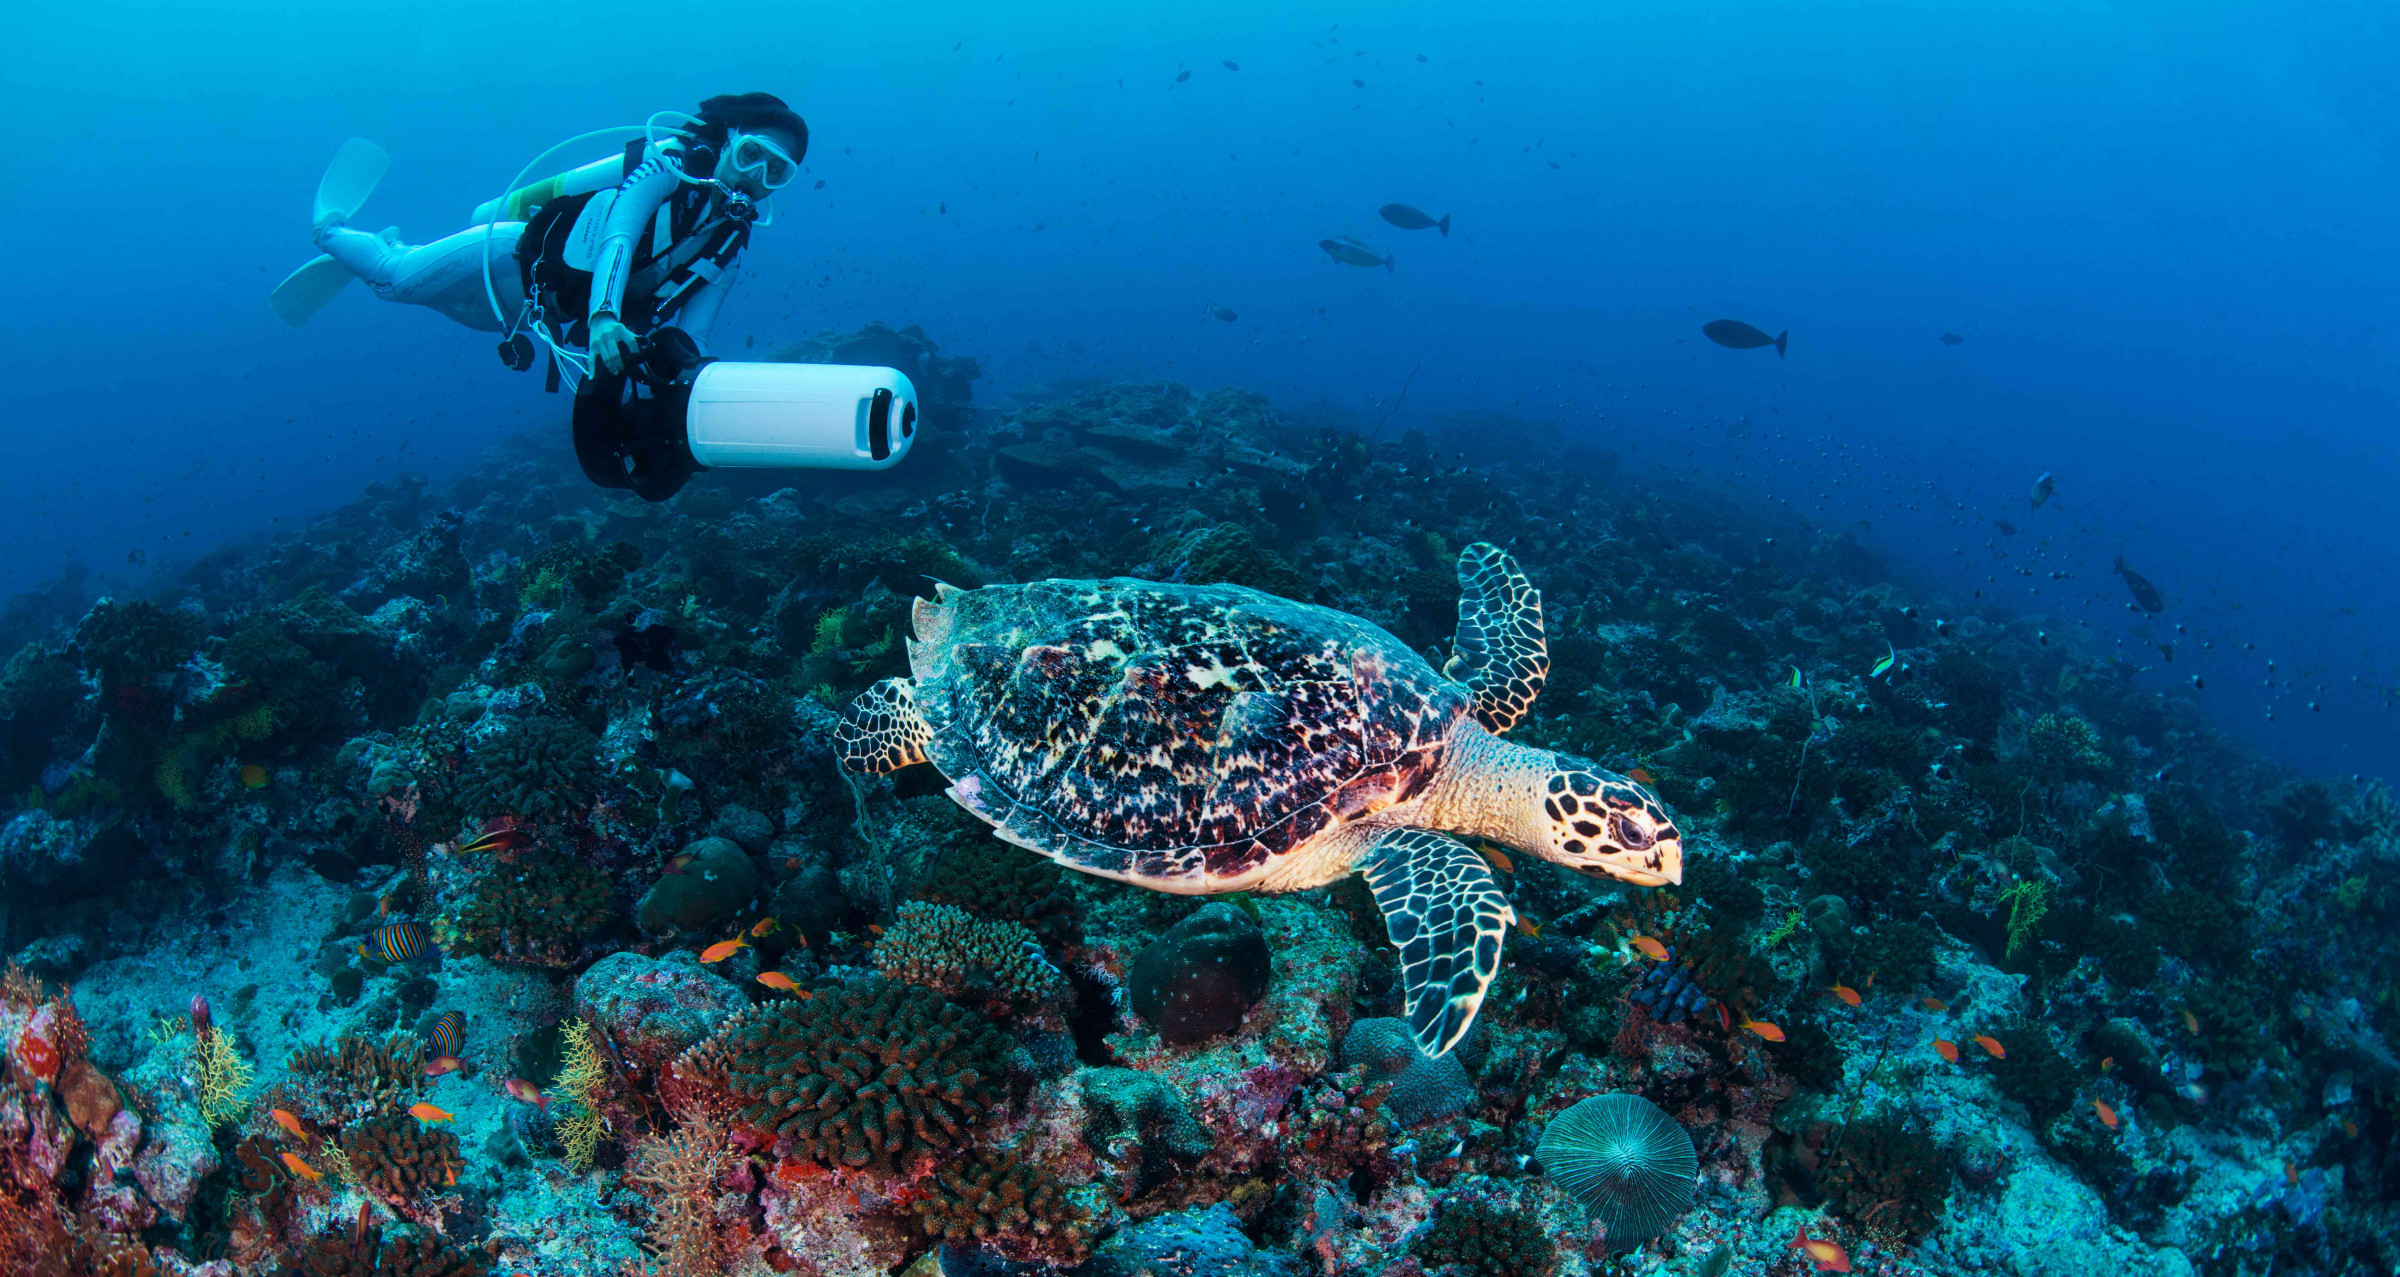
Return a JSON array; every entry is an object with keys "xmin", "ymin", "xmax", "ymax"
[{"xmin": 514, "ymin": 140, "xmax": 751, "ymax": 352}]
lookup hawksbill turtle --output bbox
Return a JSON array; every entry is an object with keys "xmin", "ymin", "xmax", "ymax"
[{"xmin": 834, "ymin": 542, "xmax": 1682, "ymax": 1056}]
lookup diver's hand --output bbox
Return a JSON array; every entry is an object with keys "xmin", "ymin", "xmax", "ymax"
[{"xmin": 589, "ymin": 316, "xmax": 639, "ymax": 375}]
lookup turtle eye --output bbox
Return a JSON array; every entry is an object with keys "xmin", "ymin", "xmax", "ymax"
[{"xmin": 1610, "ymin": 813, "xmax": 1655, "ymax": 850}]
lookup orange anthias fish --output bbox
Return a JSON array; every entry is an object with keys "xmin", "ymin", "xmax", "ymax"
[
  {"xmin": 757, "ymin": 971, "xmax": 801, "ymax": 992},
  {"xmin": 1630, "ymin": 935, "xmax": 1671, "ymax": 962},
  {"xmin": 409, "ymin": 1103, "xmax": 454, "ymax": 1124},
  {"xmin": 1920, "ymin": 996, "xmax": 1948, "ymax": 1012},
  {"xmin": 2101, "ymin": 1056, "xmax": 2116, "ymax": 1073},
  {"xmin": 1934, "ymin": 1039, "xmax": 1961, "ymax": 1063},
  {"xmin": 750, "ymin": 916, "xmax": 779, "ymax": 937},
  {"xmin": 2285, "ymin": 1161, "xmax": 2299, "ymax": 1186},
  {"xmin": 1739, "ymin": 1018, "xmax": 1785, "ymax": 1043},
  {"xmin": 1790, "ymin": 1225, "xmax": 1851, "ymax": 1273},
  {"xmin": 1627, "ymin": 767, "xmax": 1658, "ymax": 786},
  {"xmin": 281, "ymin": 1152, "xmax": 323, "ymax": 1184},
  {"xmin": 1477, "ymin": 843, "xmax": 1515, "ymax": 874},
  {"xmin": 425, "ymin": 1056, "xmax": 465, "ymax": 1078},
  {"xmin": 2093, "ymin": 1099, "xmax": 2120, "ymax": 1130},
  {"xmin": 1512, "ymin": 916, "xmax": 1542, "ymax": 939},
  {"xmin": 2183, "ymin": 1009, "xmax": 2201, "ymax": 1035},
  {"xmin": 504, "ymin": 1078, "xmax": 551, "ymax": 1115},
  {"xmin": 1974, "ymin": 1034, "xmax": 2006, "ymax": 1059},
  {"xmin": 270, "ymin": 1108, "xmax": 310, "ymax": 1140},
  {"xmin": 700, "ymin": 936, "xmax": 750, "ymax": 963},
  {"xmin": 1828, "ymin": 983, "xmax": 1862, "ymax": 1007}
]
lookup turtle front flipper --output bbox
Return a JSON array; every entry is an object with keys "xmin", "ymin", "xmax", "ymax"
[
  {"xmin": 1357, "ymin": 827, "xmax": 1515, "ymax": 1057},
  {"xmin": 1443, "ymin": 543, "xmax": 1546, "ymax": 734},
  {"xmin": 835, "ymin": 678, "xmax": 932, "ymax": 774}
]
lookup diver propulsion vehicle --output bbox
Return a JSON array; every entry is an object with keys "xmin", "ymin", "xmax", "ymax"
[{"xmin": 271, "ymin": 119, "xmax": 916, "ymax": 500}]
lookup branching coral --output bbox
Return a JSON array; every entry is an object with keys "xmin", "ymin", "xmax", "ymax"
[
  {"xmin": 1821, "ymin": 1111, "xmax": 1954, "ymax": 1245},
  {"xmin": 455, "ymin": 714, "xmax": 597, "ymax": 821},
  {"xmin": 910, "ymin": 1147, "xmax": 1090, "ymax": 1262},
  {"xmin": 872, "ymin": 901, "xmax": 1065, "ymax": 1014},
  {"xmin": 336, "ymin": 1112, "xmax": 463, "ymax": 1204},
  {"xmin": 908, "ymin": 827, "xmax": 1085, "ymax": 946},
  {"xmin": 671, "ymin": 976, "xmax": 1012, "ymax": 1172},
  {"xmin": 1409, "ymin": 1199, "xmax": 1559, "ymax": 1277},
  {"xmin": 274, "ymin": 1204, "xmax": 492, "ymax": 1277},
  {"xmin": 287, "ymin": 1033, "xmax": 424, "ymax": 1124},
  {"xmin": 629, "ymin": 1106, "xmax": 728, "ymax": 1277},
  {"xmin": 445, "ymin": 849, "xmax": 615, "ymax": 967},
  {"xmin": 552, "ymin": 1017, "xmax": 612, "ymax": 1172}
]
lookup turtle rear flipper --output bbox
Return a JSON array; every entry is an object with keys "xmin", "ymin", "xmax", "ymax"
[
  {"xmin": 1443, "ymin": 543, "xmax": 1547, "ymax": 733},
  {"xmin": 836, "ymin": 678, "xmax": 932, "ymax": 774},
  {"xmin": 1358, "ymin": 827, "xmax": 1514, "ymax": 1057}
]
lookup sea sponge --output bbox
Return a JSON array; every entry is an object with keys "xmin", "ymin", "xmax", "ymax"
[
  {"xmin": 455, "ymin": 714, "xmax": 597, "ymax": 821},
  {"xmin": 337, "ymin": 1112, "xmax": 463, "ymax": 1203},
  {"xmin": 1820, "ymin": 1111, "xmax": 1953, "ymax": 1245},
  {"xmin": 1408, "ymin": 1199, "xmax": 1558, "ymax": 1277},
  {"xmin": 1129, "ymin": 902, "xmax": 1271, "ymax": 1046},
  {"xmin": 288, "ymin": 1033, "xmax": 424, "ymax": 1124},
  {"xmin": 872, "ymin": 901, "xmax": 1066, "ymax": 1014},
  {"xmin": 910, "ymin": 1146, "xmax": 1089, "ymax": 1261},
  {"xmin": 672, "ymin": 976, "xmax": 1012, "ymax": 1173},
  {"xmin": 1536, "ymin": 1093, "xmax": 1697, "ymax": 1249},
  {"xmin": 448, "ymin": 849, "xmax": 615, "ymax": 967}
]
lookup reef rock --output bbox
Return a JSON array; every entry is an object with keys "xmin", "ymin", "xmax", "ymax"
[
  {"xmin": 1087, "ymin": 1202, "xmax": 1294, "ymax": 1277},
  {"xmin": 572, "ymin": 949, "xmax": 748, "ymax": 1077},
  {"xmin": 635, "ymin": 835, "xmax": 761, "ymax": 936},
  {"xmin": 1131, "ymin": 902, "xmax": 1273, "ymax": 1045}
]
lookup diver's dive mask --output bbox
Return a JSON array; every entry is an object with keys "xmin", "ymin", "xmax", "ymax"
[{"xmin": 724, "ymin": 131, "xmax": 797, "ymax": 192}]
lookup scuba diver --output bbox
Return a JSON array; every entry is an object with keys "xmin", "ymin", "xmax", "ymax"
[{"xmin": 273, "ymin": 94, "xmax": 917, "ymax": 499}]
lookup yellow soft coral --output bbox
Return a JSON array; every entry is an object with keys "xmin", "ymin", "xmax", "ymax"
[
  {"xmin": 553, "ymin": 1017, "xmax": 612, "ymax": 1171},
  {"xmin": 1998, "ymin": 879, "xmax": 2049, "ymax": 959},
  {"xmin": 190, "ymin": 1025, "xmax": 254, "ymax": 1128}
]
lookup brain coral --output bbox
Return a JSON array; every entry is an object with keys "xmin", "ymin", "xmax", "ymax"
[
  {"xmin": 455, "ymin": 715, "xmax": 597, "ymax": 821},
  {"xmin": 673, "ymin": 976, "xmax": 1013, "ymax": 1172}
]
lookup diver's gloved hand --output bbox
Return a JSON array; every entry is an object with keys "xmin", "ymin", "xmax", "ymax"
[{"xmin": 589, "ymin": 316, "xmax": 640, "ymax": 376}]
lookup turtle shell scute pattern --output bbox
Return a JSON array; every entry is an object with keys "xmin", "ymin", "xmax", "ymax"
[{"xmin": 915, "ymin": 580, "xmax": 1470, "ymax": 884}]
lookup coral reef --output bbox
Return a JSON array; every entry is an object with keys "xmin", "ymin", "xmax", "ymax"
[
  {"xmin": 336, "ymin": 1111, "xmax": 464, "ymax": 1204},
  {"xmin": 445, "ymin": 847, "xmax": 614, "ymax": 966},
  {"xmin": 1338, "ymin": 1017, "xmax": 1474, "ymax": 1126},
  {"xmin": 634, "ymin": 835, "xmax": 759, "ymax": 936},
  {"xmin": 1409, "ymin": 1198, "xmax": 1558, "ymax": 1277},
  {"xmin": 910, "ymin": 1146, "xmax": 1091, "ymax": 1262},
  {"xmin": 872, "ymin": 900, "xmax": 1066, "ymax": 1016},
  {"xmin": 671, "ymin": 975, "xmax": 1013, "ymax": 1172},
  {"xmin": 454, "ymin": 714, "xmax": 597, "ymax": 821}
]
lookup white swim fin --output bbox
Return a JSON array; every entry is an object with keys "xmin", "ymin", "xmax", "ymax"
[
  {"xmin": 269, "ymin": 254, "xmax": 354, "ymax": 327},
  {"xmin": 313, "ymin": 137, "xmax": 389, "ymax": 228}
]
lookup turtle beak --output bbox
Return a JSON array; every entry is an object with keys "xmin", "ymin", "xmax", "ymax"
[{"xmin": 1601, "ymin": 830, "xmax": 1681, "ymax": 887}]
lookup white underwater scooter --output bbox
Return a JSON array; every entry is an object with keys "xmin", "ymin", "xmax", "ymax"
[{"xmin": 267, "ymin": 120, "xmax": 916, "ymax": 501}]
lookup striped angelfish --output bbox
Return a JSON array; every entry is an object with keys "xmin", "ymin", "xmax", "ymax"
[
  {"xmin": 427, "ymin": 1011, "xmax": 465, "ymax": 1059},
  {"xmin": 368, "ymin": 921, "xmax": 434, "ymax": 963}
]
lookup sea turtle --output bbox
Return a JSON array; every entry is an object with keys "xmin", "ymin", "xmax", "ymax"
[{"xmin": 834, "ymin": 543, "xmax": 1682, "ymax": 1056}]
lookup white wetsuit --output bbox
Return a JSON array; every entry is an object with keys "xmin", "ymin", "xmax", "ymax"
[{"xmin": 313, "ymin": 139, "xmax": 739, "ymax": 348}]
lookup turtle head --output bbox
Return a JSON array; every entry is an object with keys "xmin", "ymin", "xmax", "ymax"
[{"xmin": 1532, "ymin": 756, "xmax": 1682, "ymax": 887}]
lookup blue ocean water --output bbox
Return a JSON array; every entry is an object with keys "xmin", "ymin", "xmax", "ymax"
[{"xmin": 0, "ymin": 0, "xmax": 2392, "ymax": 786}]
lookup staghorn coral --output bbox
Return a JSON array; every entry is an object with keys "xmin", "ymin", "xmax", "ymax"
[
  {"xmin": 454, "ymin": 714, "xmax": 597, "ymax": 821},
  {"xmin": 1821, "ymin": 1111, "xmax": 1954, "ymax": 1246},
  {"xmin": 336, "ymin": 1112, "xmax": 463, "ymax": 1204},
  {"xmin": 629, "ymin": 1106, "xmax": 728, "ymax": 1277},
  {"xmin": 446, "ymin": 849, "xmax": 615, "ymax": 967},
  {"xmin": 288, "ymin": 1033, "xmax": 425, "ymax": 1124},
  {"xmin": 1409, "ymin": 1199, "xmax": 1558, "ymax": 1277},
  {"xmin": 911, "ymin": 1147, "xmax": 1090, "ymax": 1261},
  {"xmin": 672, "ymin": 976, "xmax": 1012, "ymax": 1173},
  {"xmin": 872, "ymin": 901, "xmax": 1066, "ymax": 1014}
]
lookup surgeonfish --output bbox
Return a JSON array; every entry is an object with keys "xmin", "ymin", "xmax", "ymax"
[
  {"xmin": 1702, "ymin": 319, "xmax": 1788, "ymax": 357},
  {"xmin": 1205, "ymin": 303, "xmax": 1238, "ymax": 322},
  {"xmin": 1377, "ymin": 203, "xmax": 1451, "ymax": 237},
  {"xmin": 1319, "ymin": 237, "xmax": 1394, "ymax": 272}
]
